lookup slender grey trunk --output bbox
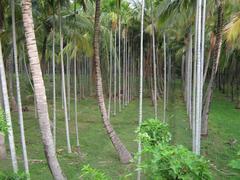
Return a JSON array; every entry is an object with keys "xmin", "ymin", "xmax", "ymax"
[
  {"xmin": 163, "ymin": 33, "xmax": 167, "ymax": 123},
  {"xmin": 11, "ymin": 0, "xmax": 29, "ymax": 175},
  {"xmin": 118, "ymin": 18, "xmax": 121, "ymax": 112},
  {"xmin": 59, "ymin": 8, "xmax": 71, "ymax": 153},
  {"xmin": 0, "ymin": 40, "xmax": 18, "ymax": 172},
  {"xmin": 67, "ymin": 52, "xmax": 71, "ymax": 121},
  {"xmin": 52, "ymin": 20, "xmax": 56, "ymax": 149},
  {"xmin": 193, "ymin": 0, "xmax": 206, "ymax": 155},
  {"xmin": 137, "ymin": 0, "xmax": 145, "ymax": 179},
  {"xmin": 167, "ymin": 50, "xmax": 171, "ymax": 107},
  {"xmin": 123, "ymin": 34, "xmax": 126, "ymax": 107},
  {"xmin": 74, "ymin": 48, "xmax": 80, "ymax": 148},
  {"xmin": 187, "ymin": 32, "xmax": 193, "ymax": 128},
  {"xmin": 181, "ymin": 55, "xmax": 185, "ymax": 92},
  {"xmin": 113, "ymin": 30, "xmax": 117, "ymax": 116},
  {"xmin": 108, "ymin": 30, "xmax": 113, "ymax": 118},
  {"xmin": 8, "ymin": 52, "xmax": 17, "ymax": 112},
  {"xmin": 151, "ymin": 0, "xmax": 157, "ymax": 119},
  {"xmin": 125, "ymin": 36, "xmax": 128, "ymax": 106}
]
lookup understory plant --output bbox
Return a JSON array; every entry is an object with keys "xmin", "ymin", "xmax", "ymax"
[
  {"xmin": 80, "ymin": 165, "xmax": 110, "ymax": 180},
  {"xmin": 137, "ymin": 119, "xmax": 212, "ymax": 180},
  {"xmin": 0, "ymin": 171, "xmax": 27, "ymax": 180},
  {"xmin": 0, "ymin": 109, "xmax": 7, "ymax": 135},
  {"xmin": 229, "ymin": 151, "xmax": 240, "ymax": 170}
]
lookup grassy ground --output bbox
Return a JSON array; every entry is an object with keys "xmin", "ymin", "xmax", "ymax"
[
  {"xmin": 0, "ymin": 81, "xmax": 240, "ymax": 179},
  {"xmin": 168, "ymin": 86, "xmax": 240, "ymax": 180}
]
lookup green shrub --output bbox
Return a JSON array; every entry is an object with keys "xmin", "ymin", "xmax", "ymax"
[
  {"xmin": 142, "ymin": 144, "xmax": 212, "ymax": 180},
  {"xmin": 0, "ymin": 171, "xmax": 27, "ymax": 180},
  {"xmin": 229, "ymin": 151, "xmax": 240, "ymax": 170},
  {"xmin": 137, "ymin": 119, "xmax": 171, "ymax": 147},
  {"xmin": 137, "ymin": 119, "xmax": 212, "ymax": 180},
  {"xmin": 0, "ymin": 109, "xmax": 8, "ymax": 135},
  {"xmin": 80, "ymin": 165, "xmax": 110, "ymax": 180}
]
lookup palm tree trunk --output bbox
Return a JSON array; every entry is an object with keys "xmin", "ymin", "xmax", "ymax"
[
  {"xmin": 108, "ymin": 30, "xmax": 113, "ymax": 118},
  {"xmin": 23, "ymin": 45, "xmax": 38, "ymax": 118},
  {"xmin": 11, "ymin": 0, "xmax": 29, "ymax": 175},
  {"xmin": 122, "ymin": 34, "xmax": 126, "ymax": 107},
  {"xmin": 187, "ymin": 32, "xmax": 193, "ymax": 128},
  {"xmin": 7, "ymin": 51, "xmax": 17, "ymax": 112},
  {"xmin": 163, "ymin": 33, "xmax": 167, "ymax": 123},
  {"xmin": 192, "ymin": 0, "xmax": 199, "ymax": 152},
  {"xmin": 113, "ymin": 30, "xmax": 117, "ymax": 116},
  {"xmin": 193, "ymin": 0, "xmax": 206, "ymax": 155},
  {"xmin": 118, "ymin": 17, "xmax": 121, "ymax": 112},
  {"xmin": 74, "ymin": 49, "xmax": 80, "ymax": 148},
  {"xmin": 202, "ymin": 0, "xmax": 223, "ymax": 136},
  {"xmin": 59, "ymin": 8, "xmax": 72, "ymax": 152},
  {"xmin": 167, "ymin": 50, "xmax": 171, "ymax": 108},
  {"xmin": 22, "ymin": 1, "xmax": 65, "ymax": 178},
  {"xmin": 93, "ymin": 0, "xmax": 132, "ymax": 164},
  {"xmin": 67, "ymin": 53, "xmax": 71, "ymax": 121},
  {"xmin": 52, "ymin": 16, "xmax": 56, "ymax": 149},
  {"xmin": 151, "ymin": 0, "xmax": 157, "ymax": 119},
  {"xmin": 127, "ymin": 38, "xmax": 130, "ymax": 104},
  {"xmin": 0, "ymin": 38, "xmax": 18, "ymax": 173},
  {"xmin": 137, "ymin": 0, "xmax": 145, "ymax": 179},
  {"xmin": 181, "ymin": 55, "xmax": 185, "ymax": 93}
]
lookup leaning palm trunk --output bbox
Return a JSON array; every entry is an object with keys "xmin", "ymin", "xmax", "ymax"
[
  {"xmin": 93, "ymin": 0, "xmax": 132, "ymax": 164},
  {"xmin": 202, "ymin": 0, "xmax": 223, "ymax": 136},
  {"xmin": 22, "ymin": 1, "xmax": 65, "ymax": 179},
  {"xmin": 0, "ymin": 38, "xmax": 18, "ymax": 173},
  {"xmin": 11, "ymin": 0, "xmax": 29, "ymax": 175},
  {"xmin": 22, "ymin": 45, "xmax": 38, "ymax": 118}
]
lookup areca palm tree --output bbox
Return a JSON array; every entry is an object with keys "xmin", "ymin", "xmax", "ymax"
[
  {"xmin": 0, "ymin": 1, "xmax": 18, "ymax": 173},
  {"xmin": 11, "ymin": 0, "xmax": 29, "ymax": 175},
  {"xmin": 21, "ymin": 0, "xmax": 65, "ymax": 179},
  {"xmin": 137, "ymin": 0, "xmax": 145, "ymax": 179},
  {"xmin": 163, "ymin": 33, "xmax": 167, "ymax": 123},
  {"xmin": 93, "ymin": 0, "xmax": 132, "ymax": 164},
  {"xmin": 150, "ymin": 0, "xmax": 158, "ymax": 120},
  {"xmin": 202, "ymin": 0, "xmax": 223, "ymax": 136},
  {"xmin": 59, "ymin": 2, "xmax": 72, "ymax": 153}
]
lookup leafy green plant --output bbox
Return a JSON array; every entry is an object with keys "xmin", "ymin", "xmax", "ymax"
[
  {"xmin": 80, "ymin": 165, "xmax": 110, "ymax": 180},
  {"xmin": 0, "ymin": 171, "xmax": 28, "ymax": 180},
  {"xmin": 0, "ymin": 109, "xmax": 8, "ymax": 135},
  {"xmin": 142, "ymin": 144, "xmax": 212, "ymax": 180},
  {"xmin": 137, "ymin": 119, "xmax": 171, "ymax": 147},
  {"xmin": 229, "ymin": 151, "xmax": 240, "ymax": 170},
  {"xmin": 137, "ymin": 119, "xmax": 212, "ymax": 180}
]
